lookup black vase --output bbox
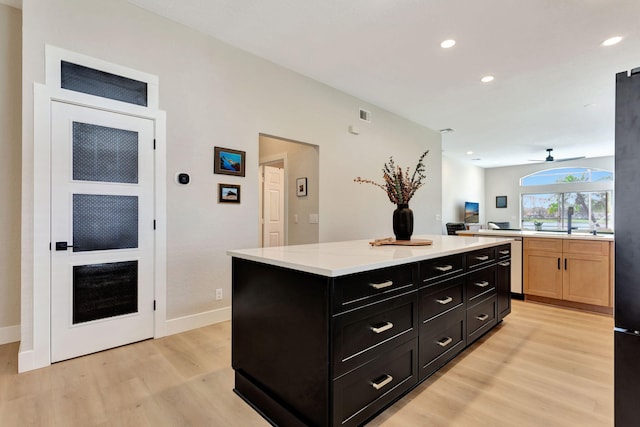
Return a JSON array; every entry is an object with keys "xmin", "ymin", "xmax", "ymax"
[{"xmin": 393, "ymin": 204, "xmax": 414, "ymax": 241}]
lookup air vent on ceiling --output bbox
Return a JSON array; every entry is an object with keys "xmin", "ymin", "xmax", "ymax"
[{"xmin": 359, "ymin": 108, "xmax": 371, "ymax": 122}]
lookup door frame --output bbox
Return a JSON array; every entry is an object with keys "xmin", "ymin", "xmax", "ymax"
[{"xmin": 21, "ymin": 83, "xmax": 166, "ymax": 372}]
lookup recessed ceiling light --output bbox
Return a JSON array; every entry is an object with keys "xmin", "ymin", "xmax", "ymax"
[
  {"xmin": 441, "ymin": 39, "xmax": 456, "ymax": 49},
  {"xmin": 466, "ymin": 151, "xmax": 473, "ymax": 155},
  {"xmin": 481, "ymin": 75, "xmax": 494, "ymax": 83},
  {"xmin": 602, "ymin": 36, "xmax": 623, "ymax": 46}
]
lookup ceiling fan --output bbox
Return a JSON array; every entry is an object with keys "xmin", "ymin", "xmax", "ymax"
[{"xmin": 529, "ymin": 148, "xmax": 585, "ymax": 163}]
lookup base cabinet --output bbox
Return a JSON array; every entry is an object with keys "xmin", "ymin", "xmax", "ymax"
[
  {"xmin": 524, "ymin": 238, "xmax": 611, "ymax": 308},
  {"xmin": 232, "ymin": 245, "xmax": 510, "ymax": 427}
]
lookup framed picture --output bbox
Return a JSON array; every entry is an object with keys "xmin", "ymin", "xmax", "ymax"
[
  {"xmin": 296, "ymin": 177, "xmax": 308, "ymax": 197},
  {"xmin": 496, "ymin": 195, "xmax": 507, "ymax": 208},
  {"xmin": 218, "ymin": 184, "xmax": 241, "ymax": 203},
  {"xmin": 214, "ymin": 147, "xmax": 246, "ymax": 177}
]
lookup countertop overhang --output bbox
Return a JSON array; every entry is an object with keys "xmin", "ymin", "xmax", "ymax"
[
  {"xmin": 227, "ymin": 235, "xmax": 512, "ymax": 277},
  {"xmin": 457, "ymin": 229, "xmax": 614, "ymax": 241}
]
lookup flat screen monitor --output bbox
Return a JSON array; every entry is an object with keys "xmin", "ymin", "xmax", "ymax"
[{"xmin": 464, "ymin": 201, "xmax": 479, "ymax": 224}]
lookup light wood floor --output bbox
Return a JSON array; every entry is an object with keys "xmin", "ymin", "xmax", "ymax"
[{"xmin": 0, "ymin": 300, "xmax": 613, "ymax": 426}]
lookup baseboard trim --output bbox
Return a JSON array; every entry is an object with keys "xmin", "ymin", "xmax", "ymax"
[
  {"xmin": 164, "ymin": 306, "xmax": 231, "ymax": 336},
  {"xmin": 18, "ymin": 346, "xmax": 34, "ymax": 373},
  {"xmin": 0, "ymin": 324, "xmax": 20, "ymax": 345}
]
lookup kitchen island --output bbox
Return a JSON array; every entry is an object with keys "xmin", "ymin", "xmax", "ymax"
[
  {"xmin": 458, "ymin": 229, "xmax": 614, "ymax": 313},
  {"xmin": 228, "ymin": 235, "xmax": 512, "ymax": 426}
]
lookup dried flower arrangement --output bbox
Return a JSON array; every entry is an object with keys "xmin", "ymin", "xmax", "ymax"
[{"xmin": 354, "ymin": 151, "xmax": 429, "ymax": 205}]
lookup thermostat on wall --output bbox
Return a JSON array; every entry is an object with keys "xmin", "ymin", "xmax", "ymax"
[{"xmin": 176, "ymin": 173, "xmax": 190, "ymax": 185}]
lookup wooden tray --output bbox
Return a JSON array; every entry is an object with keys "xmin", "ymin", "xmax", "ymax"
[{"xmin": 369, "ymin": 237, "xmax": 433, "ymax": 247}]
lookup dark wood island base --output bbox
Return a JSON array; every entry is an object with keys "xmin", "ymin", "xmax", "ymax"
[{"xmin": 230, "ymin": 238, "xmax": 511, "ymax": 426}]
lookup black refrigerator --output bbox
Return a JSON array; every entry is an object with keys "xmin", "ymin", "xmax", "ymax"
[{"xmin": 615, "ymin": 66, "xmax": 640, "ymax": 427}]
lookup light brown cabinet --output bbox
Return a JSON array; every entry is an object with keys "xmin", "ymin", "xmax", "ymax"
[{"xmin": 524, "ymin": 238, "xmax": 612, "ymax": 309}]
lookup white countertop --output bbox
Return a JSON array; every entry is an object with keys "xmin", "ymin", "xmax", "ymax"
[
  {"xmin": 227, "ymin": 235, "xmax": 513, "ymax": 277},
  {"xmin": 457, "ymin": 229, "xmax": 614, "ymax": 241}
]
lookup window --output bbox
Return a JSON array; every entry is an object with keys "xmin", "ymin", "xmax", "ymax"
[
  {"xmin": 521, "ymin": 191, "xmax": 612, "ymax": 231},
  {"xmin": 521, "ymin": 167, "xmax": 613, "ymax": 186},
  {"xmin": 520, "ymin": 168, "xmax": 613, "ymax": 232}
]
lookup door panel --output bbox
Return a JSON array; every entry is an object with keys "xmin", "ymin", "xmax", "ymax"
[
  {"xmin": 51, "ymin": 101, "xmax": 154, "ymax": 362},
  {"xmin": 262, "ymin": 165, "xmax": 285, "ymax": 247}
]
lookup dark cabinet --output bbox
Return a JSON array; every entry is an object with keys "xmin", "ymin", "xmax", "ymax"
[
  {"xmin": 232, "ymin": 244, "xmax": 510, "ymax": 427},
  {"xmin": 497, "ymin": 261, "xmax": 512, "ymax": 322}
]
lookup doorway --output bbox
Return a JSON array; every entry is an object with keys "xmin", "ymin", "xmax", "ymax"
[{"xmin": 258, "ymin": 134, "xmax": 320, "ymax": 247}]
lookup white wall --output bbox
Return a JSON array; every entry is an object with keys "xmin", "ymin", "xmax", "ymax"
[
  {"xmin": 20, "ymin": 0, "xmax": 442, "ymax": 351},
  {"xmin": 0, "ymin": 3, "xmax": 21, "ymax": 344},
  {"xmin": 442, "ymin": 155, "xmax": 485, "ymax": 232},
  {"xmin": 484, "ymin": 156, "xmax": 614, "ymax": 228}
]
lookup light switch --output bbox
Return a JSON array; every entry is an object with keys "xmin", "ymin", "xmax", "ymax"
[
  {"xmin": 294, "ymin": 214, "xmax": 298, "ymax": 224},
  {"xmin": 309, "ymin": 214, "xmax": 319, "ymax": 224}
]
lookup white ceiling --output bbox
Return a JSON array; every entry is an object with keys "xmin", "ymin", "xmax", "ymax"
[{"xmin": 14, "ymin": 0, "xmax": 640, "ymax": 167}]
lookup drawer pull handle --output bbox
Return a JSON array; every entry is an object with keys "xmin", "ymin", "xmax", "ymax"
[
  {"xmin": 371, "ymin": 374, "xmax": 393, "ymax": 390},
  {"xmin": 499, "ymin": 250, "xmax": 510, "ymax": 255},
  {"xmin": 476, "ymin": 314, "xmax": 489, "ymax": 322},
  {"xmin": 475, "ymin": 255, "xmax": 489, "ymax": 261},
  {"xmin": 474, "ymin": 281, "xmax": 490, "ymax": 288},
  {"xmin": 437, "ymin": 337, "xmax": 453, "ymax": 347},
  {"xmin": 371, "ymin": 322, "xmax": 394, "ymax": 334},
  {"xmin": 370, "ymin": 280, "xmax": 393, "ymax": 290},
  {"xmin": 499, "ymin": 261, "xmax": 510, "ymax": 267},
  {"xmin": 436, "ymin": 296, "xmax": 453, "ymax": 305},
  {"xmin": 435, "ymin": 265, "xmax": 453, "ymax": 272}
]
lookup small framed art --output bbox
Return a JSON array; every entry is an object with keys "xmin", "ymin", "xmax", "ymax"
[
  {"xmin": 296, "ymin": 177, "xmax": 308, "ymax": 197},
  {"xmin": 496, "ymin": 195, "xmax": 507, "ymax": 208},
  {"xmin": 214, "ymin": 147, "xmax": 246, "ymax": 177},
  {"xmin": 219, "ymin": 184, "xmax": 241, "ymax": 203}
]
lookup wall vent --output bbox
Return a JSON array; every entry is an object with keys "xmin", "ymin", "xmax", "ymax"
[{"xmin": 359, "ymin": 108, "xmax": 371, "ymax": 122}]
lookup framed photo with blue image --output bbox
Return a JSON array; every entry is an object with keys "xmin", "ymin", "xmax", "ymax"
[{"xmin": 214, "ymin": 146, "xmax": 246, "ymax": 177}]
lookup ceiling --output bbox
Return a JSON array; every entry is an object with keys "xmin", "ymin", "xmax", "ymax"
[{"xmin": 10, "ymin": 0, "xmax": 640, "ymax": 167}]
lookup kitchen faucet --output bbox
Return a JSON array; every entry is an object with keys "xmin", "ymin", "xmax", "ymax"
[{"xmin": 567, "ymin": 207, "xmax": 574, "ymax": 235}]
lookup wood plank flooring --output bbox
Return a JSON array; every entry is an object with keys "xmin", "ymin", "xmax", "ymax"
[{"xmin": 0, "ymin": 300, "xmax": 613, "ymax": 426}]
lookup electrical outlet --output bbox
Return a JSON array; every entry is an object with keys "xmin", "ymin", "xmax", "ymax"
[{"xmin": 216, "ymin": 288, "xmax": 223, "ymax": 300}]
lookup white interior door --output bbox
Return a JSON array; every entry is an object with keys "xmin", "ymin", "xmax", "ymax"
[
  {"xmin": 50, "ymin": 101, "xmax": 155, "ymax": 362},
  {"xmin": 262, "ymin": 165, "xmax": 285, "ymax": 247}
]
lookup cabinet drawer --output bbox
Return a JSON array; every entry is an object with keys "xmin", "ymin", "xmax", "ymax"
[
  {"xmin": 525, "ymin": 237, "xmax": 563, "ymax": 252},
  {"xmin": 419, "ymin": 305, "xmax": 465, "ymax": 380},
  {"xmin": 333, "ymin": 339, "xmax": 418, "ymax": 427},
  {"xmin": 419, "ymin": 277, "xmax": 464, "ymax": 322},
  {"xmin": 334, "ymin": 264, "xmax": 417, "ymax": 312},
  {"xmin": 420, "ymin": 254, "xmax": 464, "ymax": 284},
  {"xmin": 467, "ymin": 265, "xmax": 497, "ymax": 302},
  {"xmin": 563, "ymin": 239, "xmax": 610, "ymax": 256},
  {"xmin": 333, "ymin": 291, "xmax": 417, "ymax": 377},
  {"xmin": 467, "ymin": 295, "xmax": 498, "ymax": 343},
  {"xmin": 497, "ymin": 243, "xmax": 511, "ymax": 260},
  {"xmin": 466, "ymin": 247, "xmax": 496, "ymax": 270}
]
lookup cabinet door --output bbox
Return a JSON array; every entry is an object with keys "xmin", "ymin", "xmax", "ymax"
[
  {"xmin": 563, "ymin": 253, "xmax": 610, "ymax": 306},
  {"xmin": 524, "ymin": 250, "xmax": 562, "ymax": 299}
]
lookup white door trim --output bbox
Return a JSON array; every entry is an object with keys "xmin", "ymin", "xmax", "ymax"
[{"xmin": 19, "ymin": 83, "xmax": 166, "ymax": 372}]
